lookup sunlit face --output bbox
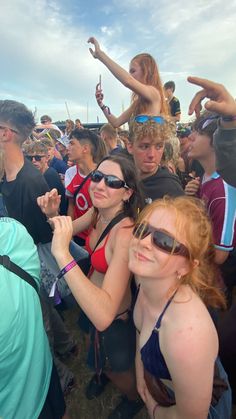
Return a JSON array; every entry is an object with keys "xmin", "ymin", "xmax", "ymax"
[
  {"xmin": 129, "ymin": 208, "xmax": 189, "ymax": 281},
  {"xmin": 129, "ymin": 60, "xmax": 144, "ymax": 82},
  {"xmin": 89, "ymin": 160, "xmax": 132, "ymax": 210},
  {"xmin": 128, "ymin": 137, "xmax": 164, "ymax": 177},
  {"xmin": 68, "ymin": 137, "xmax": 84, "ymax": 162},
  {"xmin": 188, "ymin": 130, "xmax": 212, "ymax": 160}
]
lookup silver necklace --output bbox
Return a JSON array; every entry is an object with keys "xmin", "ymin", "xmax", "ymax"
[{"xmin": 99, "ymin": 215, "xmax": 112, "ymax": 224}]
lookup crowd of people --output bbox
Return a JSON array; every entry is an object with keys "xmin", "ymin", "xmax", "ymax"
[{"xmin": 0, "ymin": 37, "xmax": 236, "ymax": 419}]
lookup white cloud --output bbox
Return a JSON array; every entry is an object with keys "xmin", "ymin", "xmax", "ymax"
[{"xmin": 0, "ymin": 0, "xmax": 235, "ymax": 123}]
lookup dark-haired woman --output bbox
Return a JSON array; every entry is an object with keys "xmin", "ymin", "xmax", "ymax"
[{"xmin": 38, "ymin": 155, "xmax": 145, "ymax": 418}]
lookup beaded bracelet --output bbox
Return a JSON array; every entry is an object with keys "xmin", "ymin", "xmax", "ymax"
[
  {"xmin": 153, "ymin": 403, "xmax": 159, "ymax": 418},
  {"xmin": 57, "ymin": 259, "xmax": 77, "ymax": 280}
]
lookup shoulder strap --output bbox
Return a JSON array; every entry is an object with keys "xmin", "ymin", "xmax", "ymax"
[
  {"xmin": 156, "ymin": 289, "xmax": 178, "ymax": 329},
  {"xmin": 92, "ymin": 212, "xmax": 127, "ymax": 254},
  {"xmin": 0, "ymin": 255, "xmax": 39, "ymax": 294},
  {"xmin": 73, "ymin": 172, "xmax": 91, "ymax": 200}
]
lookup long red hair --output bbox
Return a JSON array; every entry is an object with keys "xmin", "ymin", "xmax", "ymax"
[{"xmin": 130, "ymin": 53, "xmax": 169, "ymax": 117}]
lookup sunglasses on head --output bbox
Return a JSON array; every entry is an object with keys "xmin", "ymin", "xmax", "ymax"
[
  {"xmin": 26, "ymin": 155, "xmax": 45, "ymax": 162},
  {"xmin": 90, "ymin": 170, "xmax": 129, "ymax": 190},
  {"xmin": 133, "ymin": 222, "xmax": 189, "ymax": 258},
  {"xmin": 134, "ymin": 115, "xmax": 165, "ymax": 125}
]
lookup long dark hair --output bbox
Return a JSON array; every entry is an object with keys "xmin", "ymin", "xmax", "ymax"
[{"xmin": 92, "ymin": 154, "xmax": 144, "ymax": 225}]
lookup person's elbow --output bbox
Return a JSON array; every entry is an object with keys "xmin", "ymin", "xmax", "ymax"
[{"xmin": 94, "ymin": 313, "xmax": 114, "ymax": 332}]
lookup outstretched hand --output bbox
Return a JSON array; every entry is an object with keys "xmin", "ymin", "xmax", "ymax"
[
  {"xmin": 188, "ymin": 76, "xmax": 236, "ymax": 117},
  {"xmin": 37, "ymin": 188, "xmax": 61, "ymax": 218},
  {"xmin": 88, "ymin": 37, "xmax": 101, "ymax": 59}
]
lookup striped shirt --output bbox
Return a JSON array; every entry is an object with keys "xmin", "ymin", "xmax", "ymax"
[{"xmin": 200, "ymin": 172, "xmax": 236, "ymax": 251}]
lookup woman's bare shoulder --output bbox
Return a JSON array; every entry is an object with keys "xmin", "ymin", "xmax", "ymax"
[{"xmin": 161, "ymin": 288, "xmax": 218, "ymax": 357}]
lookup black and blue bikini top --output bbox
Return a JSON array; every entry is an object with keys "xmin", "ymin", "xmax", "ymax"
[{"xmin": 140, "ymin": 290, "xmax": 178, "ymax": 381}]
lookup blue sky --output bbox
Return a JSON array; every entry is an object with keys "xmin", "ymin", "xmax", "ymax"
[{"xmin": 1, "ymin": 0, "xmax": 236, "ymax": 124}]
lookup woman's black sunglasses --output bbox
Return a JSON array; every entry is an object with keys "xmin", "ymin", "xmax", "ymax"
[
  {"xmin": 133, "ymin": 223, "xmax": 190, "ymax": 258},
  {"xmin": 26, "ymin": 155, "xmax": 45, "ymax": 162},
  {"xmin": 90, "ymin": 170, "xmax": 129, "ymax": 190}
]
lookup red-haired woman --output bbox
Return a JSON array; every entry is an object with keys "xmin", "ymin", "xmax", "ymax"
[
  {"xmin": 129, "ymin": 196, "xmax": 231, "ymax": 418},
  {"xmin": 88, "ymin": 37, "xmax": 169, "ymax": 128}
]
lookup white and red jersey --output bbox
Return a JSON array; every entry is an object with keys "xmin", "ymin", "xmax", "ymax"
[{"xmin": 65, "ymin": 165, "xmax": 92, "ymax": 239}]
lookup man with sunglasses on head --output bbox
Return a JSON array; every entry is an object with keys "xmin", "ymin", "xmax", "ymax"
[{"xmin": 128, "ymin": 117, "xmax": 184, "ymax": 204}]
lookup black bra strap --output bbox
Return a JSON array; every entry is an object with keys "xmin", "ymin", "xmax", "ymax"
[{"xmin": 92, "ymin": 212, "xmax": 127, "ymax": 255}]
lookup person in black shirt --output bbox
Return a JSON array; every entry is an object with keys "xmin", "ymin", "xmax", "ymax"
[
  {"xmin": 0, "ymin": 99, "xmax": 82, "ymax": 394},
  {"xmin": 128, "ymin": 118, "xmax": 184, "ymax": 203},
  {"xmin": 164, "ymin": 80, "xmax": 181, "ymax": 122}
]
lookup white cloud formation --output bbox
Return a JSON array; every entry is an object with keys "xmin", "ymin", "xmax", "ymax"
[{"xmin": 0, "ymin": 0, "xmax": 235, "ymax": 122}]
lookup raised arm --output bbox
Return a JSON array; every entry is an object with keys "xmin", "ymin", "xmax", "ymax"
[
  {"xmin": 95, "ymin": 88, "xmax": 134, "ymax": 128},
  {"xmin": 88, "ymin": 37, "xmax": 160, "ymax": 110},
  {"xmin": 51, "ymin": 216, "xmax": 133, "ymax": 330}
]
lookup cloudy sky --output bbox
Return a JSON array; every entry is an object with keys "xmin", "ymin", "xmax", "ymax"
[{"xmin": 1, "ymin": 0, "xmax": 236, "ymax": 124}]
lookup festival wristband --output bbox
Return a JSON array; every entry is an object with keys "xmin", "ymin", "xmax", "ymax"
[
  {"xmin": 49, "ymin": 259, "xmax": 77, "ymax": 298},
  {"xmin": 57, "ymin": 259, "xmax": 77, "ymax": 280},
  {"xmin": 153, "ymin": 403, "xmax": 159, "ymax": 419}
]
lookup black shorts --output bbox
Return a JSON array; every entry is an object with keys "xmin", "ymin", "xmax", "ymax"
[
  {"xmin": 87, "ymin": 313, "xmax": 136, "ymax": 373},
  {"xmin": 38, "ymin": 363, "xmax": 66, "ymax": 419}
]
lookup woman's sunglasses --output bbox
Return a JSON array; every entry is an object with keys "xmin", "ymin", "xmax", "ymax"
[
  {"xmin": 90, "ymin": 170, "xmax": 129, "ymax": 190},
  {"xmin": 26, "ymin": 155, "xmax": 45, "ymax": 162},
  {"xmin": 133, "ymin": 222, "xmax": 190, "ymax": 258},
  {"xmin": 134, "ymin": 115, "xmax": 165, "ymax": 125}
]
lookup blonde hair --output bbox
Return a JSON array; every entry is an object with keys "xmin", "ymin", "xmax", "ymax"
[
  {"xmin": 130, "ymin": 53, "xmax": 169, "ymax": 117},
  {"xmin": 137, "ymin": 196, "xmax": 226, "ymax": 309},
  {"xmin": 129, "ymin": 119, "xmax": 173, "ymax": 145}
]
